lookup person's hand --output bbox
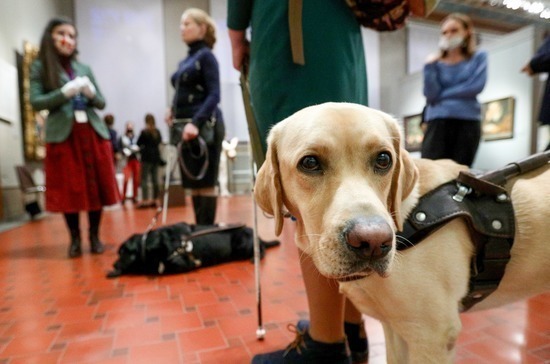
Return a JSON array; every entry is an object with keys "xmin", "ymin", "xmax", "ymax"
[
  {"xmin": 229, "ymin": 29, "xmax": 249, "ymax": 71},
  {"xmin": 61, "ymin": 77, "xmax": 83, "ymax": 98},
  {"xmin": 165, "ymin": 108, "xmax": 173, "ymax": 126},
  {"xmin": 521, "ymin": 63, "xmax": 534, "ymax": 76},
  {"xmin": 183, "ymin": 123, "xmax": 199, "ymax": 142},
  {"xmin": 80, "ymin": 76, "xmax": 96, "ymax": 99}
]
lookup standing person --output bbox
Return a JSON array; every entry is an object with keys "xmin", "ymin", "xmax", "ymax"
[
  {"xmin": 137, "ymin": 113, "xmax": 163, "ymax": 208},
  {"xmin": 521, "ymin": 33, "xmax": 550, "ymax": 151},
  {"xmin": 29, "ymin": 17, "xmax": 119, "ymax": 258},
  {"xmin": 228, "ymin": 2, "xmax": 369, "ymax": 363},
  {"xmin": 165, "ymin": 8, "xmax": 225, "ymax": 225},
  {"xmin": 421, "ymin": 12, "xmax": 488, "ymax": 167},
  {"xmin": 120, "ymin": 121, "xmax": 141, "ymax": 204},
  {"xmin": 104, "ymin": 113, "xmax": 119, "ymax": 165}
]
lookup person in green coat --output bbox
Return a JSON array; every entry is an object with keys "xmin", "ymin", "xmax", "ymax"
[
  {"xmin": 30, "ymin": 17, "xmax": 120, "ymax": 258},
  {"xmin": 228, "ymin": 1, "xmax": 369, "ymax": 363}
]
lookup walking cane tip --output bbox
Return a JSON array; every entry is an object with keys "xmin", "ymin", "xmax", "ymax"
[{"xmin": 256, "ymin": 328, "xmax": 266, "ymax": 340}]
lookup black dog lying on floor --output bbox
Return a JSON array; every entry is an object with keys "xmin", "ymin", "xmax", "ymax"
[{"xmin": 107, "ymin": 222, "xmax": 279, "ymax": 278}]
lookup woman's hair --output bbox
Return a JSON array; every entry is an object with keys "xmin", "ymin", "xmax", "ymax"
[
  {"xmin": 104, "ymin": 113, "xmax": 115, "ymax": 126},
  {"xmin": 38, "ymin": 16, "xmax": 77, "ymax": 91},
  {"xmin": 144, "ymin": 113, "xmax": 160, "ymax": 138},
  {"xmin": 145, "ymin": 113, "xmax": 156, "ymax": 126},
  {"xmin": 441, "ymin": 13, "xmax": 477, "ymax": 59},
  {"xmin": 182, "ymin": 8, "xmax": 217, "ymax": 48}
]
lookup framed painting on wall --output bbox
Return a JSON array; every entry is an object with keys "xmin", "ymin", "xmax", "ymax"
[
  {"xmin": 17, "ymin": 40, "xmax": 45, "ymax": 161},
  {"xmin": 481, "ymin": 97, "xmax": 515, "ymax": 141},
  {"xmin": 403, "ymin": 113, "xmax": 424, "ymax": 152}
]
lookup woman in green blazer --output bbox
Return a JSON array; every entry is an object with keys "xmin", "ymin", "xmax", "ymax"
[{"xmin": 30, "ymin": 17, "xmax": 120, "ymax": 258}]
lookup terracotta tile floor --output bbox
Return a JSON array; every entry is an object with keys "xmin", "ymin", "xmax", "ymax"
[{"xmin": 0, "ymin": 194, "xmax": 548, "ymax": 363}]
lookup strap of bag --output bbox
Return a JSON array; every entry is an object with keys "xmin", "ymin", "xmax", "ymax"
[
  {"xmin": 288, "ymin": 0, "xmax": 305, "ymax": 65},
  {"xmin": 177, "ymin": 138, "xmax": 209, "ymax": 181}
]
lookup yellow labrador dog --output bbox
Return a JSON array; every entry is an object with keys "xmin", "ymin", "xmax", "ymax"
[{"xmin": 254, "ymin": 102, "xmax": 550, "ymax": 363}]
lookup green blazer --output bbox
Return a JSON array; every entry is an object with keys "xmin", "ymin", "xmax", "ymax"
[{"xmin": 29, "ymin": 59, "xmax": 109, "ymax": 143}]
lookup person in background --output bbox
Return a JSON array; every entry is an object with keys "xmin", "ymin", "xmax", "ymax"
[
  {"xmin": 165, "ymin": 8, "xmax": 225, "ymax": 225},
  {"xmin": 29, "ymin": 17, "xmax": 119, "ymax": 258},
  {"xmin": 104, "ymin": 113, "xmax": 120, "ymax": 165},
  {"xmin": 228, "ymin": 2, "xmax": 369, "ymax": 363},
  {"xmin": 137, "ymin": 113, "xmax": 163, "ymax": 208},
  {"xmin": 521, "ymin": 33, "xmax": 550, "ymax": 151},
  {"xmin": 421, "ymin": 12, "xmax": 487, "ymax": 167},
  {"xmin": 120, "ymin": 121, "xmax": 141, "ymax": 204}
]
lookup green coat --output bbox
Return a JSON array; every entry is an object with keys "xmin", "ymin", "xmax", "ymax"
[
  {"xmin": 228, "ymin": 0, "xmax": 368, "ymax": 155},
  {"xmin": 29, "ymin": 59, "xmax": 108, "ymax": 143}
]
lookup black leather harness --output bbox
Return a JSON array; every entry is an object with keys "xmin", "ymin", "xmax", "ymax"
[{"xmin": 396, "ymin": 151, "xmax": 549, "ymax": 311}]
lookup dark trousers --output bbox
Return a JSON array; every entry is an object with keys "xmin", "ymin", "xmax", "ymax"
[
  {"xmin": 421, "ymin": 118, "xmax": 481, "ymax": 167},
  {"xmin": 140, "ymin": 162, "xmax": 159, "ymax": 200}
]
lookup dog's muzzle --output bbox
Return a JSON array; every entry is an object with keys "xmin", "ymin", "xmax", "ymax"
[{"xmin": 340, "ymin": 216, "xmax": 394, "ymax": 277}]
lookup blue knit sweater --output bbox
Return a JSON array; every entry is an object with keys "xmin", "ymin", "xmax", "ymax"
[{"xmin": 423, "ymin": 51, "xmax": 487, "ymax": 122}]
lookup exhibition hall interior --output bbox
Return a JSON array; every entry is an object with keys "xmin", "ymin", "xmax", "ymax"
[{"xmin": 0, "ymin": 0, "xmax": 549, "ymax": 363}]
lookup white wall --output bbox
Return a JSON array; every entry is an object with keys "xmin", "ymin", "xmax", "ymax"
[
  {"xmin": 394, "ymin": 26, "xmax": 537, "ymax": 170},
  {"xmin": 75, "ymin": 0, "xmax": 168, "ymax": 141}
]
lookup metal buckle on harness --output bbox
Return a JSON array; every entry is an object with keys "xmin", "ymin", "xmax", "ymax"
[{"xmin": 452, "ymin": 183, "xmax": 472, "ymax": 202}]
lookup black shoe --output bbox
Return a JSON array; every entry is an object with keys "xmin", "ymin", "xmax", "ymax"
[
  {"xmin": 90, "ymin": 234, "xmax": 105, "ymax": 254},
  {"xmin": 68, "ymin": 236, "xmax": 82, "ymax": 258},
  {"xmin": 251, "ymin": 320, "xmax": 351, "ymax": 364},
  {"xmin": 344, "ymin": 321, "xmax": 369, "ymax": 364}
]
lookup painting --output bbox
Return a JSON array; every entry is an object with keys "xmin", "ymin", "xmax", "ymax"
[
  {"xmin": 481, "ymin": 97, "xmax": 515, "ymax": 141},
  {"xmin": 403, "ymin": 113, "xmax": 424, "ymax": 152},
  {"xmin": 17, "ymin": 40, "xmax": 45, "ymax": 161}
]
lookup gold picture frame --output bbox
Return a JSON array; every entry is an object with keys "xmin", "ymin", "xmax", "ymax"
[
  {"xmin": 18, "ymin": 40, "xmax": 46, "ymax": 161},
  {"xmin": 481, "ymin": 97, "xmax": 515, "ymax": 141},
  {"xmin": 403, "ymin": 113, "xmax": 424, "ymax": 152}
]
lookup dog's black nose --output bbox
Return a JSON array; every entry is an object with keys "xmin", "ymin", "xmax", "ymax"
[{"xmin": 344, "ymin": 216, "xmax": 393, "ymax": 259}]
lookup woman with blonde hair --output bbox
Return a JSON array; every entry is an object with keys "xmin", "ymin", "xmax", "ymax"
[
  {"xmin": 165, "ymin": 8, "xmax": 225, "ymax": 225},
  {"xmin": 422, "ymin": 12, "xmax": 487, "ymax": 167}
]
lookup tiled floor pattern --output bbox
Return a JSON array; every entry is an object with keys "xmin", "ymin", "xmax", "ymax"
[{"xmin": 0, "ymin": 194, "xmax": 548, "ymax": 363}]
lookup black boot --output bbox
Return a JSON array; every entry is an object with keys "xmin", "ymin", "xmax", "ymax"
[
  {"xmin": 68, "ymin": 230, "xmax": 82, "ymax": 258},
  {"xmin": 89, "ymin": 210, "xmax": 105, "ymax": 254},
  {"xmin": 193, "ymin": 196, "xmax": 217, "ymax": 225},
  {"xmin": 344, "ymin": 321, "xmax": 369, "ymax": 364},
  {"xmin": 199, "ymin": 196, "xmax": 217, "ymax": 225},
  {"xmin": 192, "ymin": 196, "xmax": 202, "ymax": 225},
  {"xmin": 89, "ymin": 228, "xmax": 105, "ymax": 254}
]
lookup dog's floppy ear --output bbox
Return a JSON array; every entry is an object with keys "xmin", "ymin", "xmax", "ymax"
[
  {"xmin": 387, "ymin": 117, "xmax": 419, "ymax": 231},
  {"xmin": 254, "ymin": 128, "xmax": 285, "ymax": 236}
]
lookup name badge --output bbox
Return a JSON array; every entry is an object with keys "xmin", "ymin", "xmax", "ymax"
[{"xmin": 75, "ymin": 110, "xmax": 88, "ymax": 123}]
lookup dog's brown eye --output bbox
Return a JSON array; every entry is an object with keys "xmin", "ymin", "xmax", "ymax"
[
  {"xmin": 299, "ymin": 156, "xmax": 322, "ymax": 173},
  {"xmin": 374, "ymin": 152, "xmax": 392, "ymax": 173}
]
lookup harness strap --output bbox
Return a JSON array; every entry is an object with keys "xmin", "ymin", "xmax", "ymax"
[{"xmin": 398, "ymin": 150, "xmax": 549, "ymax": 311}]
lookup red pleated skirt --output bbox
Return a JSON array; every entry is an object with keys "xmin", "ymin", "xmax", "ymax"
[{"xmin": 44, "ymin": 122, "xmax": 120, "ymax": 213}]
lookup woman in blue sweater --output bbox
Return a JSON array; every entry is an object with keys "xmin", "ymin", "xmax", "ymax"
[
  {"xmin": 422, "ymin": 13, "xmax": 487, "ymax": 167},
  {"xmin": 166, "ymin": 8, "xmax": 225, "ymax": 225}
]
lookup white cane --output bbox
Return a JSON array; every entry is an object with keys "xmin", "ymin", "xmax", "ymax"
[
  {"xmin": 240, "ymin": 62, "xmax": 266, "ymax": 340},
  {"xmin": 162, "ymin": 145, "xmax": 174, "ymax": 224}
]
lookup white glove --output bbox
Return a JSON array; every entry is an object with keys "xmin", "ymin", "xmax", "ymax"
[
  {"xmin": 80, "ymin": 76, "xmax": 96, "ymax": 99},
  {"xmin": 61, "ymin": 77, "xmax": 83, "ymax": 98}
]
